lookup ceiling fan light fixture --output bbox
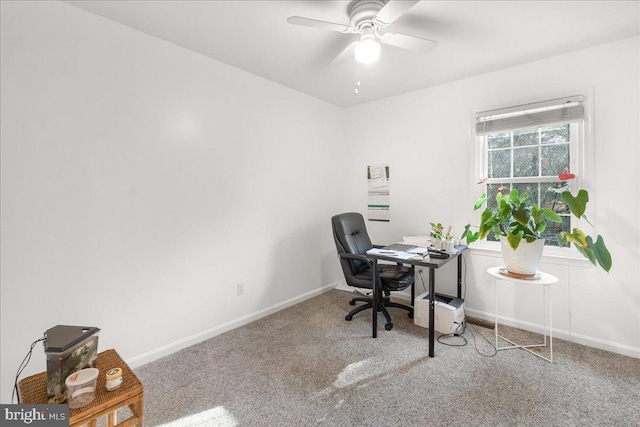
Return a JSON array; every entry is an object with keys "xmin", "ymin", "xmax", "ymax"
[{"xmin": 354, "ymin": 35, "xmax": 381, "ymax": 64}]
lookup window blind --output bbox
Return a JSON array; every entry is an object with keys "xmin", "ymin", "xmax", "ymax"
[{"xmin": 476, "ymin": 95, "xmax": 584, "ymax": 135}]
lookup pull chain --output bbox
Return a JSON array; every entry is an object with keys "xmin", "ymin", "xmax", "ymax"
[{"xmin": 354, "ymin": 62, "xmax": 361, "ymax": 95}]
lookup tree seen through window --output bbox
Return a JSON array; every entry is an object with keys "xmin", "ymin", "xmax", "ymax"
[{"xmin": 485, "ymin": 124, "xmax": 571, "ymax": 246}]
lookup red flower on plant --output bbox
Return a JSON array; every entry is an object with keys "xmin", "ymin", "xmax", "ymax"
[{"xmin": 558, "ymin": 169, "xmax": 576, "ymax": 181}]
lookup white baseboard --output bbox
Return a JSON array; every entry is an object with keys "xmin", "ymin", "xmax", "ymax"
[
  {"xmin": 128, "ymin": 282, "xmax": 638, "ymax": 367},
  {"xmin": 126, "ymin": 282, "xmax": 338, "ymax": 369},
  {"xmin": 464, "ymin": 307, "xmax": 640, "ymax": 359}
]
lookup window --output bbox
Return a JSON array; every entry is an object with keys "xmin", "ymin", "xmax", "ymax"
[{"xmin": 475, "ymin": 95, "xmax": 587, "ymax": 249}]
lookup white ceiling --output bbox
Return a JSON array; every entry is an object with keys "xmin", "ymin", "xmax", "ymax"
[{"xmin": 66, "ymin": 0, "xmax": 640, "ymax": 108}]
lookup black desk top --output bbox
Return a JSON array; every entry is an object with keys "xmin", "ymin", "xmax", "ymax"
[{"xmin": 367, "ymin": 245, "xmax": 467, "ymax": 268}]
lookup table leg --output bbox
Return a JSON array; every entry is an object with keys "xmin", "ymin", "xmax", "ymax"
[
  {"xmin": 411, "ymin": 266, "xmax": 415, "ymax": 306},
  {"xmin": 495, "ymin": 278, "xmax": 498, "ymax": 348},
  {"xmin": 130, "ymin": 396, "xmax": 144, "ymax": 426},
  {"xmin": 429, "ymin": 268, "xmax": 435, "ymax": 357},
  {"xmin": 543, "ymin": 285, "xmax": 547, "ymax": 347},
  {"xmin": 106, "ymin": 411, "xmax": 117, "ymax": 427},
  {"xmin": 372, "ymin": 258, "xmax": 378, "ymax": 338},
  {"xmin": 493, "ymin": 276, "xmax": 553, "ymax": 363},
  {"xmin": 549, "ymin": 286, "xmax": 553, "ymax": 363},
  {"xmin": 457, "ymin": 254, "xmax": 463, "ymax": 298}
]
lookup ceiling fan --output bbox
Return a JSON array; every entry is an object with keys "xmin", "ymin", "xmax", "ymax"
[{"xmin": 287, "ymin": 0, "xmax": 437, "ymax": 65}]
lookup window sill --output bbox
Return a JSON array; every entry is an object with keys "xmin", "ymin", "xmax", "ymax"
[{"xmin": 467, "ymin": 242, "xmax": 593, "ymax": 268}]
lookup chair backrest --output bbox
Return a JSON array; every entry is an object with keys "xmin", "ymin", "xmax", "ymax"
[{"xmin": 331, "ymin": 212, "xmax": 373, "ymax": 279}]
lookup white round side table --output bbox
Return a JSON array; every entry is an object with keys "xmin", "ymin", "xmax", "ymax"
[{"xmin": 487, "ymin": 266, "xmax": 559, "ymax": 363}]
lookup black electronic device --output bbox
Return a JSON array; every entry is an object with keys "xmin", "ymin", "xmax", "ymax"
[{"xmin": 427, "ymin": 248, "xmax": 450, "ymax": 259}]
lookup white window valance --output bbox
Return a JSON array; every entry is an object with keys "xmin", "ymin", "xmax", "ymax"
[{"xmin": 476, "ymin": 95, "xmax": 584, "ymax": 135}]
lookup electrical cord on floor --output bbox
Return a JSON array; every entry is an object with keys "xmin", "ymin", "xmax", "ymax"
[
  {"xmin": 466, "ymin": 322, "xmax": 498, "ymax": 357},
  {"xmin": 13, "ymin": 336, "xmax": 46, "ymax": 404},
  {"xmin": 438, "ymin": 321, "xmax": 497, "ymax": 357},
  {"xmin": 437, "ymin": 332, "xmax": 468, "ymax": 347}
]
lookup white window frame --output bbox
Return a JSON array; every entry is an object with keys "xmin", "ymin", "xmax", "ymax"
[{"xmin": 472, "ymin": 91, "xmax": 595, "ymax": 261}]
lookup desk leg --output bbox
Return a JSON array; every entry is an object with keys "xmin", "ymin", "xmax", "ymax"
[
  {"xmin": 457, "ymin": 254, "xmax": 463, "ymax": 298},
  {"xmin": 372, "ymin": 258, "xmax": 378, "ymax": 339},
  {"xmin": 429, "ymin": 268, "xmax": 435, "ymax": 357},
  {"xmin": 411, "ymin": 266, "xmax": 415, "ymax": 306}
]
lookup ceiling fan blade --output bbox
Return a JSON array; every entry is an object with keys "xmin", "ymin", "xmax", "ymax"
[
  {"xmin": 373, "ymin": 0, "xmax": 420, "ymax": 26},
  {"xmin": 287, "ymin": 16, "xmax": 356, "ymax": 34},
  {"xmin": 380, "ymin": 32, "xmax": 437, "ymax": 52},
  {"xmin": 330, "ymin": 41, "xmax": 358, "ymax": 67}
]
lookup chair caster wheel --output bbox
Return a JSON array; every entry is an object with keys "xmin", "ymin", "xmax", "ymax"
[
  {"xmin": 408, "ymin": 312, "xmax": 414, "ymax": 319},
  {"xmin": 385, "ymin": 323, "xmax": 393, "ymax": 331},
  {"xmin": 345, "ymin": 315, "xmax": 353, "ymax": 321},
  {"xmin": 349, "ymin": 300, "xmax": 356, "ymax": 306}
]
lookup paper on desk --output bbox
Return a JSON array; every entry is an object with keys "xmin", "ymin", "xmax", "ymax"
[
  {"xmin": 367, "ymin": 248, "xmax": 416, "ymax": 259},
  {"xmin": 407, "ymin": 246, "xmax": 430, "ymax": 255}
]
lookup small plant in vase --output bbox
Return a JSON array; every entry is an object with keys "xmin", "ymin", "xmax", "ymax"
[
  {"xmin": 462, "ymin": 170, "xmax": 612, "ymax": 274},
  {"xmin": 429, "ymin": 222, "xmax": 443, "ymax": 249},
  {"xmin": 430, "ymin": 222, "xmax": 444, "ymax": 240},
  {"xmin": 430, "ymin": 223, "xmax": 455, "ymax": 251},
  {"xmin": 444, "ymin": 226, "xmax": 455, "ymax": 241}
]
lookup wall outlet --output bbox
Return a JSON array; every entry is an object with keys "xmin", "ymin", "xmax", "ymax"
[{"xmin": 236, "ymin": 282, "xmax": 245, "ymax": 296}]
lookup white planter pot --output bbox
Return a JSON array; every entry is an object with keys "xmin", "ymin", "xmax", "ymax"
[
  {"xmin": 500, "ymin": 236, "xmax": 545, "ymax": 276},
  {"xmin": 431, "ymin": 238, "xmax": 443, "ymax": 250}
]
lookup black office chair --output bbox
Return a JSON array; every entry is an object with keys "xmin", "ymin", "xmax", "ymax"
[{"xmin": 331, "ymin": 212, "xmax": 414, "ymax": 331}]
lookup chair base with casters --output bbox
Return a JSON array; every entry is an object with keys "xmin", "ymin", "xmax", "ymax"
[{"xmin": 345, "ymin": 289, "xmax": 414, "ymax": 331}]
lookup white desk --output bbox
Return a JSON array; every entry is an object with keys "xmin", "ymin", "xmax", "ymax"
[{"xmin": 487, "ymin": 266, "xmax": 558, "ymax": 363}]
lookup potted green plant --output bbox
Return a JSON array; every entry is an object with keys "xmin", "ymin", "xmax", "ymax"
[
  {"xmin": 430, "ymin": 223, "xmax": 455, "ymax": 252},
  {"xmin": 429, "ymin": 222, "xmax": 444, "ymax": 250},
  {"xmin": 429, "ymin": 222, "xmax": 444, "ymax": 240},
  {"xmin": 462, "ymin": 172, "xmax": 612, "ymax": 274}
]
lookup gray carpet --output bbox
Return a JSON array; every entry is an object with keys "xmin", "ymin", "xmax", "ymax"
[{"xmin": 133, "ymin": 290, "xmax": 640, "ymax": 426}]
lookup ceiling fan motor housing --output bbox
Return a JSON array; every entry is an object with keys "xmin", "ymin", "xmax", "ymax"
[{"xmin": 348, "ymin": 0, "xmax": 386, "ymax": 31}]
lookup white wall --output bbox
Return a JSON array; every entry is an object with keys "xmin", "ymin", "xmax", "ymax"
[
  {"xmin": 1, "ymin": 0, "xmax": 638, "ymax": 406},
  {"xmin": 0, "ymin": 1, "xmax": 349, "ymax": 403},
  {"xmin": 347, "ymin": 36, "xmax": 640, "ymax": 357}
]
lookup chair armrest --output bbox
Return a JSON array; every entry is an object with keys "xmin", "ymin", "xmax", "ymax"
[{"xmin": 338, "ymin": 252, "xmax": 372, "ymax": 266}]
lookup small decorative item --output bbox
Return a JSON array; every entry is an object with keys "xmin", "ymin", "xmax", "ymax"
[
  {"xmin": 105, "ymin": 368, "xmax": 123, "ymax": 391},
  {"xmin": 429, "ymin": 222, "xmax": 444, "ymax": 250},
  {"xmin": 430, "ymin": 223, "xmax": 455, "ymax": 251},
  {"xmin": 443, "ymin": 239, "xmax": 456, "ymax": 253},
  {"xmin": 65, "ymin": 368, "xmax": 99, "ymax": 408}
]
